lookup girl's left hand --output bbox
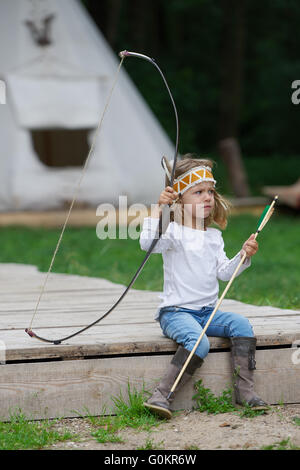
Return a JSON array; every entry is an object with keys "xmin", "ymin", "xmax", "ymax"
[{"xmin": 241, "ymin": 234, "xmax": 258, "ymax": 258}]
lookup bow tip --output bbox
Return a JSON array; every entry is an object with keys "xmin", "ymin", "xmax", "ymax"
[
  {"xmin": 119, "ymin": 50, "xmax": 129, "ymax": 58},
  {"xmin": 25, "ymin": 328, "xmax": 35, "ymax": 338}
]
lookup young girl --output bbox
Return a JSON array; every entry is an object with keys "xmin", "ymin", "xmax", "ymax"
[{"xmin": 139, "ymin": 154, "xmax": 267, "ymax": 419}]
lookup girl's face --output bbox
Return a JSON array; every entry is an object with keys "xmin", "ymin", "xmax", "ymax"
[{"xmin": 181, "ymin": 181, "xmax": 215, "ymax": 228}]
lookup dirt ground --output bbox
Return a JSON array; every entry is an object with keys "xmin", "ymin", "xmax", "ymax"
[{"xmin": 48, "ymin": 404, "xmax": 300, "ymax": 451}]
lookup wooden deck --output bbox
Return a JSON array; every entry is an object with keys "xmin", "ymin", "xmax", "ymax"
[{"xmin": 1, "ymin": 263, "xmax": 300, "ymax": 420}]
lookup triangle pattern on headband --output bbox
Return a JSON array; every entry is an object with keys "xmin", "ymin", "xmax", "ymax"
[{"xmin": 173, "ymin": 166, "xmax": 216, "ymax": 195}]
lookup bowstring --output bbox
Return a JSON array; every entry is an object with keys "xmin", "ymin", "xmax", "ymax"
[{"xmin": 28, "ymin": 56, "xmax": 125, "ymax": 331}]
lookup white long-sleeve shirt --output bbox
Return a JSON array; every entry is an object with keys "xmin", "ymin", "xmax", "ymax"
[{"xmin": 139, "ymin": 217, "xmax": 251, "ymax": 319}]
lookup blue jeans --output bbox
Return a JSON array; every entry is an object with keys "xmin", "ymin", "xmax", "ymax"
[{"xmin": 159, "ymin": 306, "xmax": 254, "ymax": 360}]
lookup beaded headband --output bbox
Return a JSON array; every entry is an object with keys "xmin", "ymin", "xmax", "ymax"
[{"xmin": 172, "ymin": 165, "xmax": 216, "ymax": 195}]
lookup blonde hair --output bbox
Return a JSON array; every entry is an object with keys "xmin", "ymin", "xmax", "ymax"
[{"xmin": 165, "ymin": 153, "xmax": 231, "ymax": 229}]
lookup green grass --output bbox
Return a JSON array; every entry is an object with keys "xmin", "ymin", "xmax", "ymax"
[
  {"xmin": 91, "ymin": 425, "xmax": 125, "ymax": 444},
  {"xmin": 136, "ymin": 436, "xmax": 165, "ymax": 450},
  {"xmin": 0, "ymin": 385, "xmax": 161, "ymax": 449},
  {"xmin": 0, "ymin": 412, "xmax": 74, "ymax": 450},
  {"xmin": 219, "ymin": 213, "xmax": 300, "ymax": 309},
  {"xmin": 85, "ymin": 384, "xmax": 164, "ymax": 445},
  {"xmin": 0, "ymin": 212, "xmax": 299, "ymax": 309},
  {"xmin": 193, "ymin": 380, "xmax": 236, "ymax": 414},
  {"xmin": 193, "ymin": 380, "xmax": 268, "ymax": 418},
  {"xmin": 261, "ymin": 437, "xmax": 300, "ymax": 450},
  {"xmin": 110, "ymin": 383, "xmax": 164, "ymax": 430},
  {"xmin": 293, "ymin": 416, "xmax": 300, "ymax": 426}
]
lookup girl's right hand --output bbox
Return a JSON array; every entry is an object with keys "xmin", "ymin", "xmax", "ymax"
[{"xmin": 158, "ymin": 186, "xmax": 178, "ymax": 206}]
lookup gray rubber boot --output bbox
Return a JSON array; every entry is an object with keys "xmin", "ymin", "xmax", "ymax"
[
  {"xmin": 144, "ymin": 345, "xmax": 203, "ymax": 419},
  {"xmin": 230, "ymin": 337, "xmax": 268, "ymax": 409}
]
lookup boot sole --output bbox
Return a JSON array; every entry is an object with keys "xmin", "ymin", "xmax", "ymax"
[
  {"xmin": 143, "ymin": 402, "xmax": 172, "ymax": 419},
  {"xmin": 236, "ymin": 403, "xmax": 270, "ymax": 412},
  {"xmin": 249, "ymin": 405, "xmax": 270, "ymax": 412}
]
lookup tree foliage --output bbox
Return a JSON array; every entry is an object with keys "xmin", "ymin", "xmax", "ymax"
[{"xmin": 82, "ymin": 0, "xmax": 300, "ymax": 157}]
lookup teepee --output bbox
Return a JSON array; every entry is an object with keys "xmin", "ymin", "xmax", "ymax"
[{"xmin": 0, "ymin": 0, "xmax": 174, "ymax": 211}]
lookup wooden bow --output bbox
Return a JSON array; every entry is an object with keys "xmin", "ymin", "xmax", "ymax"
[{"xmin": 26, "ymin": 51, "xmax": 180, "ymax": 344}]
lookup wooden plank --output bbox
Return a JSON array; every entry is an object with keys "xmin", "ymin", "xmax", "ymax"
[
  {"xmin": 0, "ymin": 348, "xmax": 299, "ymax": 421},
  {"xmin": 2, "ymin": 319, "xmax": 300, "ymax": 362},
  {"xmin": 0, "ymin": 263, "xmax": 299, "ymax": 361},
  {"xmin": 0, "ymin": 295, "xmax": 297, "ymax": 317},
  {"xmin": 1, "ymin": 310, "xmax": 298, "ymax": 328},
  {"xmin": 1, "ymin": 293, "xmax": 298, "ymax": 330},
  {"xmin": 2, "ymin": 307, "xmax": 299, "ymax": 334}
]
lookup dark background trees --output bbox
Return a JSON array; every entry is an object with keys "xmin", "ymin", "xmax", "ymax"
[{"xmin": 81, "ymin": 0, "xmax": 300, "ymax": 195}]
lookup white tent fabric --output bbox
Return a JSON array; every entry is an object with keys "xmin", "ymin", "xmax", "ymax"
[
  {"xmin": 0, "ymin": 0, "xmax": 175, "ymax": 211},
  {"xmin": 7, "ymin": 72, "xmax": 104, "ymax": 128}
]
